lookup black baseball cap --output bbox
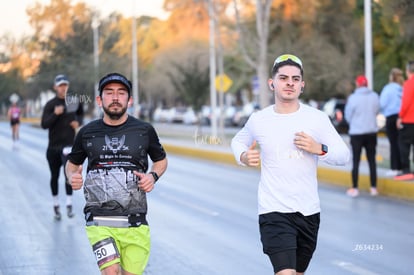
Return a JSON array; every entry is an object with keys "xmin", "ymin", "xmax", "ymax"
[{"xmin": 98, "ymin": 73, "xmax": 132, "ymax": 96}]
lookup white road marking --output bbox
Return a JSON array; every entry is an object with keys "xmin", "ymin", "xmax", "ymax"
[{"xmin": 332, "ymin": 260, "xmax": 380, "ymax": 275}]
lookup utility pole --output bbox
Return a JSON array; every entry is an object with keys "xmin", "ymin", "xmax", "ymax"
[
  {"xmin": 208, "ymin": 0, "xmax": 217, "ymax": 138},
  {"xmin": 217, "ymin": 19, "xmax": 225, "ymax": 141},
  {"xmin": 92, "ymin": 15, "xmax": 100, "ymax": 118},
  {"xmin": 364, "ymin": 0, "xmax": 373, "ymax": 89},
  {"xmin": 132, "ymin": 0, "xmax": 139, "ymax": 117}
]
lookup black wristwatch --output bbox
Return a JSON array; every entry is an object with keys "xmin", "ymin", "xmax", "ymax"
[
  {"xmin": 149, "ymin": 171, "xmax": 159, "ymax": 182},
  {"xmin": 320, "ymin": 144, "xmax": 328, "ymax": 156}
]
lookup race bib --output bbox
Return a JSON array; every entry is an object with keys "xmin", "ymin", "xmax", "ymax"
[{"xmin": 92, "ymin": 237, "xmax": 120, "ymax": 267}]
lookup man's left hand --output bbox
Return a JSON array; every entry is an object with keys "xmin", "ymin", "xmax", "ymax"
[
  {"xmin": 294, "ymin": 131, "xmax": 320, "ymax": 155},
  {"xmin": 133, "ymin": 171, "xmax": 156, "ymax": 193}
]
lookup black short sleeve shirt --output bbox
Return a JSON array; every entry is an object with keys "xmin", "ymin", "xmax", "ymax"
[{"xmin": 68, "ymin": 116, "xmax": 166, "ymax": 217}]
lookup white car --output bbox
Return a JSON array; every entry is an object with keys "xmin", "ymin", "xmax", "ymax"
[{"xmin": 152, "ymin": 107, "xmax": 174, "ymax": 123}]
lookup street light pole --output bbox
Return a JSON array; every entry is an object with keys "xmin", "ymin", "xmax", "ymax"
[
  {"xmin": 208, "ymin": 0, "xmax": 217, "ymax": 138},
  {"xmin": 92, "ymin": 16, "xmax": 100, "ymax": 118},
  {"xmin": 132, "ymin": 0, "xmax": 139, "ymax": 117},
  {"xmin": 364, "ymin": 0, "xmax": 373, "ymax": 89},
  {"xmin": 217, "ymin": 20, "xmax": 225, "ymax": 140}
]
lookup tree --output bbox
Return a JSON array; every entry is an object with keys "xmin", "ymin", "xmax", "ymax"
[
  {"xmin": 0, "ymin": 69, "xmax": 25, "ymax": 107},
  {"xmin": 27, "ymin": 10, "xmax": 96, "ymax": 105},
  {"xmin": 303, "ymin": 0, "xmax": 361, "ymax": 99},
  {"xmin": 27, "ymin": 0, "xmax": 89, "ymax": 42},
  {"xmin": 370, "ymin": 0, "xmax": 414, "ymax": 91},
  {"xmin": 2, "ymin": 0, "xmax": 413, "ymax": 113},
  {"xmin": 167, "ymin": 55, "xmax": 210, "ymax": 112},
  {"xmin": 0, "ymin": 34, "xmax": 38, "ymax": 102},
  {"xmin": 232, "ymin": 0, "xmax": 273, "ymax": 108},
  {"xmin": 134, "ymin": 0, "xmax": 212, "ymax": 107}
]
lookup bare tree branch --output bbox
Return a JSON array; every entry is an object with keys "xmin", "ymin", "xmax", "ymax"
[{"xmin": 232, "ymin": 0, "xmax": 256, "ymax": 68}]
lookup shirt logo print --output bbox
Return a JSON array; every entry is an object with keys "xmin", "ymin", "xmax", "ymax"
[{"xmin": 104, "ymin": 135, "xmax": 126, "ymax": 154}]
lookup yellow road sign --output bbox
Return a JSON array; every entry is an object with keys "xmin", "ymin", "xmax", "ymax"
[{"xmin": 215, "ymin": 74, "xmax": 233, "ymax": 93}]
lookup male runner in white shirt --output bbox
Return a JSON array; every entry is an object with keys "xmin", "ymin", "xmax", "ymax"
[{"xmin": 231, "ymin": 54, "xmax": 350, "ymax": 275}]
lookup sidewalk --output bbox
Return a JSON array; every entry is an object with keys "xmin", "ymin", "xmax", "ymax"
[{"xmin": 156, "ymin": 124, "xmax": 414, "ymax": 202}]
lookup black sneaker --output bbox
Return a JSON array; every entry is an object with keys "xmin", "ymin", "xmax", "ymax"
[
  {"xmin": 54, "ymin": 206, "xmax": 62, "ymax": 221},
  {"xmin": 67, "ymin": 205, "xmax": 74, "ymax": 218}
]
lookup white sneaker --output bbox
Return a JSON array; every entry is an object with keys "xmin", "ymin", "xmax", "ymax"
[
  {"xmin": 346, "ymin": 188, "xmax": 359, "ymax": 197},
  {"xmin": 370, "ymin": 187, "xmax": 378, "ymax": 196},
  {"xmin": 385, "ymin": 170, "xmax": 400, "ymax": 177}
]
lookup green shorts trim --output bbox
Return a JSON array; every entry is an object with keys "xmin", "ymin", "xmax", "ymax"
[{"xmin": 86, "ymin": 225, "xmax": 150, "ymax": 274}]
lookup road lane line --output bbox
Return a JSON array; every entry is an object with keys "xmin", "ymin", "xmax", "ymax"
[{"xmin": 332, "ymin": 260, "xmax": 380, "ymax": 275}]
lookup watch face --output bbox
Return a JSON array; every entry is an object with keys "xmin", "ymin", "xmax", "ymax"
[{"xmin": 322, "ymin": 144, "xmax": 328, "ymax": 153}]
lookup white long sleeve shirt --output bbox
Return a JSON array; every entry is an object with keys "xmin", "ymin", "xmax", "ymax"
[{"xmin": 231, "ymin": 103, "xmax": 350, "ymax": 216}]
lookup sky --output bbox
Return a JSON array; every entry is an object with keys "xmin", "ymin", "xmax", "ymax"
[{"xmin": 0, "ymin": 0, "xmax": 167, "ymax": 38}]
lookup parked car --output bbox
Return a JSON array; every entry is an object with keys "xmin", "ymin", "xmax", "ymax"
[
  {"xmin": 232, "ymin": 102, "xmax": 260, "ymax": 127},
  {"xmin": 152, "ymin": 107, "xmax": 174, "ymax": 123},
  {"xmin": 182, "ymin": 107, "xmax": 198, "ymax": 125},
  {"xmin": 321, "ymin": 98, "xmax": 348, "ymax": 133},
  {"xmin": 170, "ymin": 107, "xmax": 187, "ymax": 123},
  {"xmin": 199, "ymin": 105, "xmax": 221, "ymax": 126}
]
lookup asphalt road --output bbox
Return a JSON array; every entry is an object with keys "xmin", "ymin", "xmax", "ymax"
[{"xmin": 0, "ymin": 122, "xmax": 413, "ymax": 275}]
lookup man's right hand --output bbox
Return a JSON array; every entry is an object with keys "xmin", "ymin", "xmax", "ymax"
[
  {"xmin": 54, "ymin": 105, "xmax": 65, "ymax": 115},
  {"xmin": 241, "ymin": 140, "xmax": 260, "ymax": 167},
  {"xmin": 69, "ymin": 166, "xmax": 83, "ymax": 190},
  {"xmin": 70, "ymin": 120, "xmax": 80, "ymax": 130},
  {"xmin": 396, "ymin": 117, "xmax": 403, "ymax": 130}
]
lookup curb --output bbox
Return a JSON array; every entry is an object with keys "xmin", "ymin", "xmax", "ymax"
[
  {"xmin": 164, "ymin": 144, "xmax": 236, "ymax": 165},
  {"xmin": 163, "ymin": 144, "xmax": 414, "ymax": 202},
  {"xmin": 317, "ymin": 166, "xmax": 414, "ymax": 201},
  {"xmin": 21, "ymin": 117, "xmax": 41, "ymax": 124}
]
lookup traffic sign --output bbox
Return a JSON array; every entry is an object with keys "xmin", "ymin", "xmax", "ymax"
[{"xmin": 215, "ymin": 74, "xmax": 233, "ymax": 93}]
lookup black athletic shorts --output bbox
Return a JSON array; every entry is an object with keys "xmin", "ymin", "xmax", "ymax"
[
  {"xmin": 259, "ymin": 211, "xmax": 320, "ymax": 273},
  {"xmin": 10, "ymin": 118, "xmax": 20, "ymax": 126}
]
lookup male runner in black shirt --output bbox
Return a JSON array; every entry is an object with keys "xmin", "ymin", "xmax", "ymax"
[
  {"xmin": 41, "ymin": 74, "xmax": 84, "ymax": 220},
  {"xmin": 66, "ymin": 72, "xmax": 167, "ymax": 275}
]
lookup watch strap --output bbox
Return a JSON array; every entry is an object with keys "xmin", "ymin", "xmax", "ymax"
[
  {"xmin": 320, "ymin": 144, "xmax": 328, "ymax": 156},
  {"xmin": 149, "ymin": 171, "xmax": 159, "ymax": 182}
]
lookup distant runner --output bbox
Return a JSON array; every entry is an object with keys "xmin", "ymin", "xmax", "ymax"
[
  {"xmin": 41, "ymin": 74, "xmax": 84, "ymax": 220},
  {"xmin": 8, "ymin": 102, "xmax": 21, "ymax": 142}
]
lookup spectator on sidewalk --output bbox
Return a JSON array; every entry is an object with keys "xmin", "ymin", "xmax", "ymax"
[
  {"xmin": 345, "ymin": 75, "xmax": 380, "ymax": 197},
  {"xmin": 380, "ymin": 68, "xmax": 404, "ymax": 176},
  {"xmin": 395, "ymin": 61, "xmax": 414, "ymax": 181}
]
